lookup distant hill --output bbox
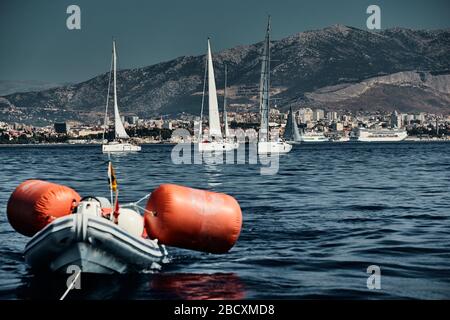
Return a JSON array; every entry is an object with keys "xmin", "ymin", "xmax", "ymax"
[
  {"xmin": 0, "ymin": 80, "xmax": 67, "ymax": 96},
  {"xmin": 1, "ymin": 25, "xmax": 450, "ymax": 125}
]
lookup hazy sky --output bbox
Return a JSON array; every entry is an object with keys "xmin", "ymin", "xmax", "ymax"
[{"xmin": 1, "ymin": 0, "xmax": 449, "ymax": 83}]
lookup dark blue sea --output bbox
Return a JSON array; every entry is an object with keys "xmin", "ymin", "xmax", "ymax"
[{"xmin": 0, "ymin": 142, "xmax": 449, "ymax": 299}]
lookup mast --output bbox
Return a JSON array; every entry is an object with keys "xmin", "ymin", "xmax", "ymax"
[
  {"xmin": 206, "ymin": 38, "xmax": 222, "ymax": 138},
  {"xmin": 259, "ymin": 16, "xmax": 271, "ymax": 142},
  {"xmin": 223, "ymin": 64, "xmax": 230, "ymax": 139},
  {"xmin": 102, "ymin": 54, "xmax": 113, "ymax": 142},
  {"xmin": 112, "ymin": 40, "xmax": 129, "ymax": 140},
  {"xmin": 292, "ymin": 108, "xmax": 301, "ymax": 141}
]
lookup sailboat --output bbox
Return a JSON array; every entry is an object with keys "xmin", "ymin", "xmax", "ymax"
[
  {"xmin": 198, "ymin": 39, "xmax": 238, "ymax": 152},
  {"xmin": 257, "ymin": 16, "xmax": 292, "ymax": 154},
  {"xmin": 283, "ymin": 106, "xmax": 301, "ymax": 143},
  {"xmin": 102, "ymin": 40, "xmax": 141, "ymax": 153}
]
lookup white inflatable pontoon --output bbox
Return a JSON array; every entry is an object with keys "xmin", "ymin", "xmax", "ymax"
[{"xmin": 24, "ymin": 198, "xmax": 168, "ymax": 274}]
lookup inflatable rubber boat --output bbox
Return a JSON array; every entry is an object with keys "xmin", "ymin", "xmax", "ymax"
[
  {"xmin": 6, "ymin": 179, "xmax": 242, "ymax": 274},
  {"xmin": 24, "ymin": 197, "xmax": 167, "ymax": 274}
]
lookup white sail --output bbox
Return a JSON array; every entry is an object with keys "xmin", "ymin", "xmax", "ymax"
[
  {"xmin": 207, "ymin": 39, "xmax": 222, "ymax": 138},
  {"xmin": 198, "ymin": 53, "xmax": 208, "ymax": 142},
  {"xmin": 112, "ymin": 41, "xmax": 129, "ymax": 140}
]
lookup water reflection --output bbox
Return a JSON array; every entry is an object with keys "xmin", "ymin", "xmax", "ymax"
[
  {"xmin": 15, "ymin": 271, "xmax": 245, "ymax": 300},
  {"xmin": 150, "ymin": 273, "xmax": 245, "ymax": 300},
  {"xmin": 16, "ymin": 270, "xmax": 149, "ymax": 299},
  {"xmin": 204, "ymin": 164, "xmax": 223, "ymax": 188}
]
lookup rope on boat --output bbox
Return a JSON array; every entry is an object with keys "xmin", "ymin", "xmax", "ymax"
[
  {"xmin": 60, "ymin": 269, "xmax": 81, "ymax": 300},
  {"xmin": 134, "ymin": 193, "xmax": 151, "ymax": 205},
  {"xmin": 121, "ymin": 193, "xmax": 156, "ymax": 216}
]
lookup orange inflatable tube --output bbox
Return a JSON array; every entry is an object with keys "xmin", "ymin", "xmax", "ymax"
[
  {"xmin": 144, "ymin": 184, "xmax": 242, "ymax": 254},
  {"xmin": 7, "ymin": 180, "xmax": 81, "ymax": 236}
]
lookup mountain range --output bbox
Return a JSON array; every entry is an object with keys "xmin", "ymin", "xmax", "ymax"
[
  {"xmin": 1, "ymin": 24, "xmax": 449, "ymax": 125},
  {"xmin": 0, "ymin": 80, "xmax": 68, "ymax": 96}
]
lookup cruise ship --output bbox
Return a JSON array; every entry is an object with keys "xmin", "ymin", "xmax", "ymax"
[
  {"xmin": 350, "ymin": 128, "xmax": 408, "ymax": 142},
  {"xmin": 300, "ymin": 131, "xmax": 329, "ymax": 143}
]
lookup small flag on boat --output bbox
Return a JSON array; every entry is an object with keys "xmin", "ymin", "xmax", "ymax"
[
  {"xmin": 113, "ymin": 195, "xmax": 120, "ymax": 221},
  {"xmin": 108, "ymin": 161, "xmax": 117, "ymax": 191},
  {"xmin": 107, "ymin": 161, "xmax": 120, "ymax": 222}
]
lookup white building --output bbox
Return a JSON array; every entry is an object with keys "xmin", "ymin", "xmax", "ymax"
[
  {"xmin": 341, "ymin": 114, "xmax": 352, "ymax": 123},
  {"xmin": 403, "ymin": 114, "xmax": 414, "ymax": 124},
  {"xmin": 126, "ymin": 116, "xmax": 139, "ymax": 125},
  {"xmin": 327, "ymin": 111, "xmax": 338, "ymax": 121},
  {"xmin": 298, "ymin": 108, "xmax": 313, "ymax": 123},
  {"xmin": 163, "ymin": 121, "xmax": 173, "ymax": 130},
  {"xmin": 390, "ymin": 110, "xmax": 402, "ymax": 128},
  {"xmin": 415, "ymin": 113, "xmax": 425, "ymax": 123},
  {"xmin": 331, "ymin": 122, "xmax": 344, "ymax": 131},
  {"xmin": 313, "ymin": 109, "xmax": 325, "ymax": 121}
]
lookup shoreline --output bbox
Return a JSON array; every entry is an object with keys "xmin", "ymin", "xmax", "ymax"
[
  {"xmin": 0, "ymin": 142, "xmax": 174, "ymax": 147},
  {"xmin": 1, "ymin": 139, "xmax": 450, "ymax": 147}
]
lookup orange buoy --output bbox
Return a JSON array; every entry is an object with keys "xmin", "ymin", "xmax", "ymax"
[
  {"xmin": 144, "ymin": 184, "xmax": 242, "ymax": 254},
  {"xmin": 7, "ymin": 180, "xmax": 81, "ymax": 237}
]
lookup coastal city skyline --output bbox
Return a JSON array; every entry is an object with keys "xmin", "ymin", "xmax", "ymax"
[{"xmin": 2, "ymin": 108, "xmax": 449, "ymax": 144}]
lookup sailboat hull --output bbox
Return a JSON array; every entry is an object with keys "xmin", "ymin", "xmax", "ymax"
[
  {"xmin": 257, "ymin": 141, "xmax": 292, "ymax": 154},
  {"xmin": 198, "ymin": 141, "xmax": 238, "ymax": 152},
  {"xmin": 102, "ymin": 143, "xmax": 141, "ymax": 153},
  {"xmin": 300, "ymin": 136, "xmax": 329, "ymax": 143}
]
